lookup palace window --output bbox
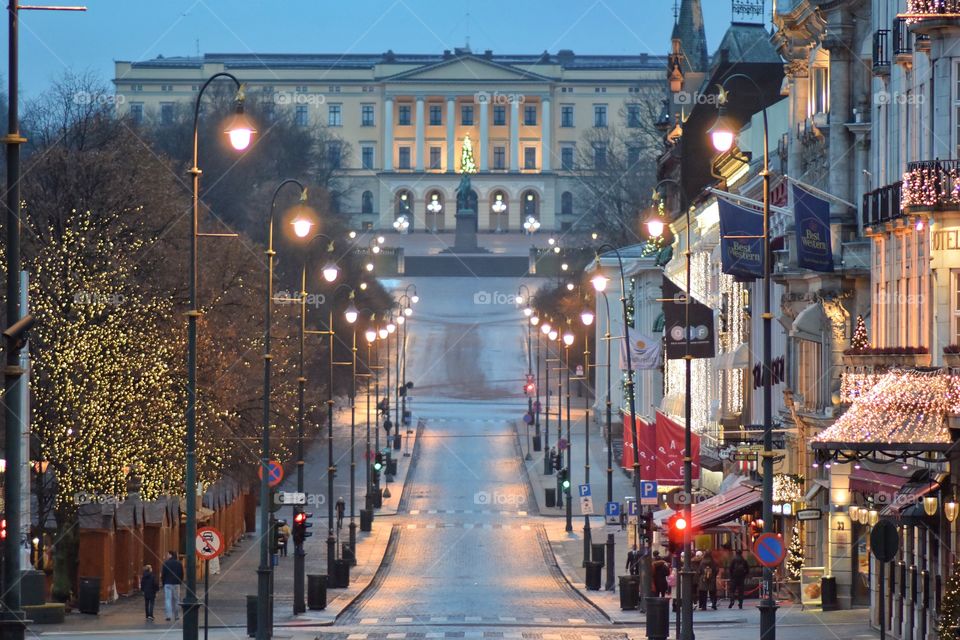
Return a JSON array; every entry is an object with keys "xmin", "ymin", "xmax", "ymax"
[
  {"xmin": 524, "ymin": 105, "xmax": 537, "ymax": 126},
  {"xmin": 493, "ymin": 106, "xmax": 506, "ymax": 126},
  {"xmin": 328, "ymin": 104, "xmax": 342, "ymax": 127},
  {"xmin": 361, "ymin": 191, "xmax": 374, "ymax": 214},
  {"xmin": 627, "ymin": 104, "xmax": 641, "ymax": 128},
  {"xmin": 593, "ymin": 143, "xmax": 607, "ymax": 169},
  {"xmin": 429, "ymin": 147, "xmax": 442, "ymax": 170},
  {"xmin": 524, "ymin": 147, "xmax": 537, "ymax": 170},
  {"xmin": 561, "ymin": 105, "xmax": 574, "ymax": 127},
  {"xmin": 429, "ymin": 104, "xmax": 442, "ymax": 125},
  {"xmin": 295, "ymin": 105, "xmax": 308, "ymax": 127},
  {"xmin": 398, "ymin": 105, "xmax": 411, "ymax": 126},
  {"xmin": 810, "ymin": 66, "xmax": 829, "ymax": 116},
  {"xmin": 561, "ymin": 147, "xmax": 574, "ymax": 170},
  {"xmin": 327, "ymin": 142, "xmax": 342, "ymax": 169},
  {"xmin": 493, "ymin": 146, "xmax": 505, "ymax": 170},
  {"xmin": 561, "ymin": 192, "xmax": 573, "ymax": 215},
  {"xmin": 594, "ymin": 104, "xmax": 607, "ymax": 128},
  {"xmin": 361, "ymin": 146, "xmax": 374, "ymax": 170},
  {"xmin": 398, "ymin": 146, "xmax": 411, "ymax": 170},
  {"xmin": 160, "ymin": 103, "xmax": 174, "ymax": 125},
  {"xmin": 129, "ymin": 103, "xmax": 143, "ymax": 124},
  {"xmin": 361, "ymin": 104, "xmax": 375, "ymax": 127},
  {"xmin": 461, "ymin": 105, "xmax": 474, "ymax": 126}
]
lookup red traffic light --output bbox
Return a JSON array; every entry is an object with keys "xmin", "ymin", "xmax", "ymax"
[
  {"xmin": 294, "ymin": 512, "xmax": 306, "ymax": 525},
  {"xmin": 674, "ymin": 516, "xmax": 687, "ymax": 531},
  {"xmin": 524, "ymin": 382, "xmax": 535, "ymax": 395}
]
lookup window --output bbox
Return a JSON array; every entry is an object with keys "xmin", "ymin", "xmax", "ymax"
[
  {"xmin": 160, "ymin": 103, "xmax": 174, "ymax": 125},
  {"xmin": 295, "ymin": 105, "xmax": 308, "ymax": 126},
  {"xmin": 627, "ymin": 104, "xmax": 641, "ymax": 128},
  {"xmin": 810, "ymin": 66, "xmax": 829, "ymax": 115},
  {"xmin": 561, "ymin": 191, "xmax": 573, "ymax": 215},
  {"xmin": 327, "ymin": 142, "xmax": 342, "ymax": 169},
  {"xmin": 461, "ymin": 105, "xmax": 474, "ymax": 126},
  {"xmin": 493, "ymin": 105, "xmax": 506, "ymax": 126},
  {"xmin": 161, "ymin": 84, "xmax": 173, "ymax": 92},
  {"xmin": 398, "ymin": 146, "xmax": 411, "ymax": 169},
  {"xmin": 561, "ymin": 147, "xmax": 574, "ymax": 170},
  {"xmin": 129, "ymin": 103, "xmax": 144, "ymax": 124},
  {"xmin": 429, "ymin": 147, "xmax": 442, "ymax": 170},
  {"xmin": 361, "ymin": 104, "xmax": 375, "ymax": 126},
  {"xmin": 295, "ymin": 85, "xmax": 308, "ymax": 93},
  {"xmin": 429, "ymin": 104, "xmax": 442, "ymax": 125},
  {"xmin": 593, "ymin": 143, "xmax": 607, "ymax": 169},
  {"xmin": 524, "ymin": 147, "xmax": 537, "ymax": 170},
  {"xmin": 130, "ymin": 84, "xmax": 142, "ymax": 92},
  {"xmin": 361, "ymin": 146, "xmax": 374, "ymax": 170},
  {"xmin": 561, "ymin": 105, "xmax": 574, "ymax": 127},
  {"xmin": 524, "ymin": 105, "xmax": 537, "ymax": 126},
  {"xmin": 797, "ymin": 339, "xmax": 823, "ymax": 411},
  {"xmin": 594, "ymin": 104, "xmax": 607, "ymax": 127},
  {"xmin": 328, "ymin": 104, "xmax": 342, "ymax": 127},
  {"xmin": 361, "ymin": 191, "xmax": 374, "ymax": 214},
  {"xmin": 398, "ymin": 105, "xmax": 411, "ymax": 126},
  {"xmin": 627, "ymin": 145, "xmax": 641, "ymax": 167},
  {"xmin": 493, "ymin": 146, "xmax": 506, "ymax": 170}
]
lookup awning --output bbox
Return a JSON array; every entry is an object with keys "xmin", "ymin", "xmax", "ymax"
[
  {"xmin": 791, "ymin": 303, "xmax": 826, "ymax": 342},
  {"xmin": 659, "ymin": 480, "xmax": 761, "ymax": 530},
  {"xmin": 715, "ymin": 343, "xmax": 751, "ymax": 371},
  {"xmin": 880, "ymin": 475, "xmax": 946, "ymax": 518},
  {"xmin": 849, "ymin": 468, "xmax": 911, "ymax": 496}
]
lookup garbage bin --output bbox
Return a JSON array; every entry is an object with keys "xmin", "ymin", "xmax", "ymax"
[
  {"xmin": 533, "ymin": 434, "xmax": 542, "ymax": 452},
  {"xmin": 545, "ymin": 487, "xmax": 556, "ymax": 508},
  {"xmin": 21, "ymin": 570, "xmax": 45, "ymax": 606},
  {"xmin": 77, "ymin": 577, "xmax": 100, "ymax": 615},
  {"xmin": 645, "ymin": 596, "xmax": 669, "ymax": 640},
  {"xmin": 386, "ymin": 458, "xmax": 398, "ymax": 476},
  {"xmin": 332, "ymin": 559, "xmax": 351, "ymax": 588},
  {"xmin": 373, "ymin": 488, "xmax": 383, "ymax": 509},
  {"xmin": 246, "ymin": 595, "xmax": 257, "ymax": 637},
  {"xmin": 619, "ymin": 575, "xmax": 640, "ymax": 610},
  {"xmin": 393, "ymin": 433, "xmax": 402, "ymax": 450},
  {"xmin": 821, "ymin": 576, "xmax": 839, "ymax": 611},
  {"xmin": 307, "ymin": 575, "xmax": 327, "ymax": 610},
  {"xmin": 342, "ymin": 544, "xmax": 356, "ymax": 565},
  {"xmin": 360, "ymin": 509, "xmax": 373, "ymax": 532},
  {"xmin": 585, "ymin": 561, "xmax": 603, "ymax": 590},
  {"xmin": 591, "ymin": 543, "xmax": 605, "ymax": 565}
]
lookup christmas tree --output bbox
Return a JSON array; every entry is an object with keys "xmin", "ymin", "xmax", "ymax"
[
  {"xmin": 787, "ymin": 522, "xmax": 803, "ymax": 580},
  {"xmin": 460, "ymin": 134, "xmax": 478, "ymax": 174},
  {"xmin": 938, "ymin": 559, "xmax": 960, "ymax": 638},
  {"xmin": 850, "ymin": 315, "xmax": 869, "ymax": 352}
]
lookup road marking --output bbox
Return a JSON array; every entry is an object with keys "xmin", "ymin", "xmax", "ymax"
[
  {"xmin": 465, "ymin": 615, "xmax": 482, "ymax": 622},
  {"xmin": 427, "ymin": 509, "xmax": 438, "ymax": 514},
  {"xmin": 568, "ymin": 618, "xmax": 587, "ymax": 624},
  {"xmin": 429, "ymin": 616, "xmax": 448, "ymax": 623},
  {"xmin": 359, "ymin": 617, "xmax": 378, "ymax": 625},
  {"xmin": 499, "ymin": 615, "xmax": 517, "ymax": 622},
  {"xmin": 347, "ymin": 635, "xmax": 366, "ymax": 640},
  {"xmin": 406, "ymin": 524, "xmax": 416, "ymax": 529},
  {"xmin": 408, "ymin": 510, "xmax": 420, "ymax": 515},
  {"xmin": 521, "ymin": 525, "xmax": 531, "ymax": 531},
  {"xmin": 396, "ymin": 616, "xmax": 413, "ymax": 622}
]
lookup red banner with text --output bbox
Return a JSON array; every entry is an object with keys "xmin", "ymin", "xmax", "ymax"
[{"xmin": 622, "ymin": 412, "xmax": 701, "ymax": 484}]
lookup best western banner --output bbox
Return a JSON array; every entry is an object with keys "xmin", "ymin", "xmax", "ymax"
[
  {"xmin": 717, "ymin": 198, "xmax": 763, "ymax": 278},
  {"xmin": 621, "ymin": 412, "xmax": 700, "ymax": 483},
  {"xmin": 662, "ymin": 276, "xmax": 716, "ymax": 360},
  {"xmin": 792, "ymin": 184, "xmax": 834, "ymax": 272}
]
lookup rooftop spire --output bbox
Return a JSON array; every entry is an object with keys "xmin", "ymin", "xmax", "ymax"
[{"xmin": 670, "ymin": 0, "xmax": 708, "ymax": 73}]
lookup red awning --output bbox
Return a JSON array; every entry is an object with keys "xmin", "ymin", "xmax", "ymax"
[
  {"xmin": 880, "ymin": 481, "xmax": 941, "ymax": 517},
  {"xmin": 849, "ymin": 468, "xmax": 912, "ymax": 496},
  {"xmin": 661, "ymin": 480, "xmax": 762, "ymax": 530}
]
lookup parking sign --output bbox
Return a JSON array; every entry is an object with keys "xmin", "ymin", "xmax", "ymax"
[
  {"xmin": 605, "ymin": 501, "xmax": 621, "ymax": 525},
  {"xmin": 640, "ymin": 480, "xmax": 658, "ymax": 505}
]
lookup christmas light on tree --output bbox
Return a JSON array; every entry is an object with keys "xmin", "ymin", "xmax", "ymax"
[
  {"xmin": 460, "ymin": 134, "xmax": 478, "ymax": 174},
  {"xmin": 850, "ymin": 314, "xmax": 869, "ymax": 352},
  {"xmin": 787, "ymin": 522, "xmax": 803, "ymax": 580},
  {"xmin": 938, "ymin": 559, "xmax": 960, "ymax": 638}
]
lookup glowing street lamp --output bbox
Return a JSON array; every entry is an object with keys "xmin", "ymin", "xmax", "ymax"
[
  {"xmin": 581, "ymin": 310, "xmax": 595, "ymax": 326},
  {"xmin": 591, "ymin": 275, "xmax": 609, "ymax": 292},
  {"xmin": 322, "ymin": 263, "xmax": 339, "ymax": 283}
]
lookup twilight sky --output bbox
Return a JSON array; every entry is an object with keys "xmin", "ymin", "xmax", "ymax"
[{"xmin": 8, "ymin": 0, "xmax": 749, "ymax": 98}]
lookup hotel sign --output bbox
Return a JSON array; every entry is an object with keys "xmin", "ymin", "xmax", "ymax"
[{"xmin": 933, "ymin": 228, "xmax": 960, "ymax": 251}]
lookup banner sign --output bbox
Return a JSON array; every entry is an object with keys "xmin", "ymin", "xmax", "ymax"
[
  {"xmin": 619, "ymin": 331, "xmax": 662, "ymax": 371},
  {"xmin": 662, "ymin": 276, "xmax": 715, "ymax": 360},
  {"xmin": 718, "ymin": 198, "xmax": 763, "ymax": 278},
  {"xmin": 621, "ymin": 412, "xmax": 700, "ymax": 483},
  {"xmin": 792, "ymin": 184, "xmax": 834, "ymax": 272}
]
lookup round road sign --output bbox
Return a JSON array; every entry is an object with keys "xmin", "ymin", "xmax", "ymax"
[
  {"xmin": 257, "ymin": 460, "xmax": 284, "ymax": 488},
  {"xmin": 196, "ymin": 526, "xmax": 225, "ymax": 560},
  {"xmin": 752, "ymin": 533, "xmax": 786, "ymax": 568},
  {"xmin": 870, "ymin": 520, "xmax": 899, "ymax": 563}
]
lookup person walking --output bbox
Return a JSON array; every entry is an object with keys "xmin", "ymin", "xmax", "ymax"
[
  {"xmin": 140, "ymin": 564, "xmax": 158, "ymax": 621},
  {"xmin": 690, "ymin": 550, "xmax": 703, "ymax": 609},
  {"xmin": 336, "ymin": 497, "xmax": 346, "ymax": 530},
  {"xmin": 699, "ymin": 551, "xmax": 719, "ymax": 610},
  {"xmin": 625, "ymin": 544, "xmax": 640, "ymax": 576},
  {"xmin": 278, "ymin": 520, "xmax": 291, "ymax": 557},
  {"xmin": 652, "ymin": 550, "xmax": 671, "ymax": 598},
  {"xmin": 161, "ymin": 551, "xmax": 184, "ymax": 621},
  {"xmin": 727, "ymin": 549, "xmax": 749, "ymax": 609}
]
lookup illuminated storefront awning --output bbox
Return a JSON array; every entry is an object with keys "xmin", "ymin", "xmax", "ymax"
[{"xmin": 659, "ymin": 479, "xmax": 761, "ymax": 530}]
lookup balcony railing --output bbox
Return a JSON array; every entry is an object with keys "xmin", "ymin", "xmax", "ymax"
[
  {"xmin": 873, "ymin": 29, "xmax": 891, "ymax": 73},
  {"xmin": 893, "ymin": 18, "xmax": 913, "ymax": 57},
  {"xmin": 903, "ymin": 1, "xmax": 960, "ymax": 30},
  {"xmin": 862, "ymin": 181, "xmax": 903, "ymax": 227},
  {"xmin": 902, "ymin": 160, "xmax": 960, "ymax": 212}
]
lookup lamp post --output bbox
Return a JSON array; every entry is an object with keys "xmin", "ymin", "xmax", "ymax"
[
  {"xmin": 364, "ymin": 324, "xmax": 378, "ymax": 514},
  {"xmin": 344, "ymin": 297, "xmax": 360, "ymax": 565},
  {"xmin": 550, "ymin": 328, "xmax": 562, "ymax": 507},
  {"xmin": 542, "ymin": 322, "xmax": 553, "ymax": 475},
  {"xmin": 591, "ymin": 279, "xmax": 616, "ymax": 591},
  {"xmin": 709, "ymin": 74, "xmax": 776, "ymax": 640},
  {"xmin": 580, "ymin": 308, "xmax": 594, "ymax": 565},
  {"xmin": 593, "ymin": 244, "xmax": 643, "ymax": 609},
  {"xmin": 325, "ymin": 283, "xmax": 354, "ymax": 573},
  {"xmin": 563, "ymin": 328, "xmax": 575, "ymax": 534},
  {"xmin": 262, "ymin": 179, "xmax": 311, "ymax": 620},
  {"xmin": 517, "ymin": 286, "xmax": 534, "ymax": 459},
  {"xmin": 190, "ymin": 72, "xmax": 255, "ymax": 640},
  {"xmin": 530, "ymin": 313, "xmax": 541, "ymax": 454},
  {"xmin": 400, "ymin": 285, "xmax": 418, "ymax": 437},
  {"xmin": 382, "ymin": 319, "xmax": 396, "ymax": 495}
]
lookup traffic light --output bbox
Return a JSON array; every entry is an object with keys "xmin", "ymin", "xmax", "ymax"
[
  {"xmin": 666, "ymin": 513, "xmax": 688, "ymax": 553},
  {"xmin": 638, "ymin": 512, "xmax": 654, "ymax": 545},
  {"xmin": 524, "ymin": 381, "xmax": 535, "ymax": 395},
  {"xmin": 374, "ymin": 451, "xmax": 384, "ymax": 472},
  {"xmin": 270, "ymin": 518, "xmax": 283, "ymax": 554},
  {"xmin": 1, "ymin": 518, "xmax": 6, "ymax": 541},
  {"xmin": 293, "ymin": 510, "xmax": 312, "ymax": 545},
  {"xmin": 553, "ymin": 451, "xmax": 562, "ymax": 471},
  {"xmin": 559, "ymin": 468, "xmax": 570, "ymax": 491}
]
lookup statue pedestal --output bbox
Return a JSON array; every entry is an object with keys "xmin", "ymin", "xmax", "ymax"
[{"xmin": 445, "ymin": 208, "xmax": 487, "ymax": 253}]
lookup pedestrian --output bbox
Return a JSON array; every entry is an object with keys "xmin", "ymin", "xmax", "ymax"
[
  {"xmin": 336, "ymin": 497, "xmax": 345, "ymax": 530},
  {"xmin": 140, "ymin": 564, "xmax": 158, "ymax": 621},
  {"xmin": 619, "ymin": 509, "xmax": 626, "ymax": 531},
  {"xmin": 690, "ymin": 550, "xmax": 702, "ymax": 608},
  {"xmin": 652, "ymin": 550, "xmax": 671, "ymax": 597},
  {"xmin": 625, "ymin": 544, "xmax": 640, "ymax": 576},
  {"xmin": 279, "ymin": 521, "xmax": 291, "ymax": 557},
  {"xmin": 160, "ymin": 551, "xmax": 184, "ymax": 621},
  {"xmin": 698, "ymin": 551, "xmax": 719, "ymax": 610},
  {"xmin": 727, "ymin": 548, "xmax": 749, "ymax": 609}
]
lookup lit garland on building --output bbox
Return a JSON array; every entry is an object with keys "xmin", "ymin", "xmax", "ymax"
[
  {"xmin": 815, "ymin": 369, "xmax": 958, "ymax": 446},
  {"xmin": 902, "ymin": 163, "xmax": 960, "ymax": 209},
  {"xmin": 940, "ymin": 559, "xmax": 960, "ymax": 639},
  {"xmin": 774, "ymin": 473, "xmax": 803, "ymax": 502},
  {"xmin": 787, "ymin": 522, "xmax": 803, "ymax": 581},
  {"xmin": 905, "ymin": 1, "xmax": 960, "ymax": 24}
]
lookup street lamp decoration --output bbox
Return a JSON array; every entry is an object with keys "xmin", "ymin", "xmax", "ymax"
[
  {"xmin": 223, "ymin": 88, "xmax": 257, "ymax": 151},
  {"xmin": 393, "ymin": 215, "xmax": 410, "ymax": 233},
  {"xmin": 492, "ymin": 193, "xmax": 507, "ymax": 214},
  {"xmin": 591, "ymin": 275, "xmax": 609, "ymax": 292},
  {"xmin": 322, "ymin": 261, "xmax": 339, "ymax": 283},
  {"xmin": 427, "ymin": 194, "xmax": 443, "ymax": 214},
  {"xmin": 581, "ymin": 310, "xmax": 595, "ymax": 326},
  {"xmin": 523, "ymin": 215, "xmax": 541, "ymax": 233},
  {"xmin": 345, "ymin": 298, "xmax": 359, "ymax": 325}
]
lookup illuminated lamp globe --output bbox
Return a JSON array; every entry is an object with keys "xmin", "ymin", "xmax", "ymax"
[
  {"xmin": 548, "ymin": 330, "xmax": 558, "ymax": 341},
  {"xmin": 591, "ymin": 275, "xmax": 609, "ymax": 292},
  {"xmin": 563, "ymin": 332, "xmax": 575, "ymax": 346},
  {"xmin": 411, "ymin": 295, "xmax": 420, "ymax": 304},
  {"xmin": 344, "ymin": 304, "xmax": 359, "ymax": 324},
  {"xmin": 581, "ymin": 310, "xmax": 595, "ymax": 326},
  {"xmin": 541, "ymin": 322, "xmax": 552, "ymax": 335},
  {"xmin": 387, "ymin": 322, "xmax": 396, "ymax": 334},
  {"xmin": 322, "ymin": 263, "xmax": 339, "ymax": 283},
  {"xmin": 566, "ymin": 282, "xmax": 575, "ymax": 291},
  {"xmin": 523, "ymin": 306, "xmax": 533, "ymax": 318},
  {"xmin": 365, "ymin": 329, "xmax": 377, "ymax": 343},
  {"xmin": 291, "ymin": 217, "xmax": 314, "ymax": 238},
  {"xmin": 365, "ymin": 262, "xmax": 375, "ymax": 272},
  {"xmin": 396, "ymin": 315, "xmax": 405, "ymax": 326},
  {"xmin": 224, "ymin": 108, "xmax": 257, "ymax": 151},
  {"xmin": 378, "ymin": 328, "xmax": 389, "ymax": 340},
  {"xmin": 708, "ymin": 108, "xmax": 737, "ymax": 153},
  {"xmin": 403, "ymin": 306, "xmax": 413, "ymax": 317},
  {"xmin": 530, "ymin": 315, "xmax": 540, "ymax": 326}
]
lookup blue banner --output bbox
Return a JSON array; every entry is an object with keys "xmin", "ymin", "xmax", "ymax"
[
  {"xmin": 792, "ymin": 184, "xmax": 834, "ymax": 272},
  {"xmin": 718, "ymin": 198, "xmax": 763, "ymax": 278}
]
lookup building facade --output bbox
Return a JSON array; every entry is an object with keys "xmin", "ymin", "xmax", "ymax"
[{"xmin": 113, "ymin": 49, "xmax": 665, "ymax": 233}]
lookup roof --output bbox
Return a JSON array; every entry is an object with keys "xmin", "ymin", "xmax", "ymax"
[
  {"xmin": 123, "ymin": 51, "xmax": 671, "ymax": 74},
  {"xmin": 711, "ymin": 24, "xmax": 781, "ymax": 66},
  {"xmin": 671, "ymin": 0, "xmax": 709, "ymax": 73}
]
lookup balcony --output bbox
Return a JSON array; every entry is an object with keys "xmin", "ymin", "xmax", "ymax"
[
  {"xmin": 862, "ymin": 181, "xmax": 903, "ymax": 227},
  {"xmin": 873, "ymin": 29, "xmax": 891, "ymax": 75},
  {"xmin": 893, "ymin": 18, "xmax": 914, "ymax": 63},
  {"xmin": 902, "ymin": 159, "xmax": 960, "ymax": 213},
  {"xmin": 902, "ymin": 1, "xmax": 960, "ymax": 35}
]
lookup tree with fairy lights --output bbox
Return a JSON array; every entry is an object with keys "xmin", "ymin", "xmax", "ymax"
[
  {"xmin": 938, "ymin": 559, "xmax": 960, "ymax": 639},
  {"xmin": 850, "ymin": 314, "xmax": 869, "ymax": 352},
  {"xmin": 460, "ymin": 134, "xmax": 478, "ymax": 174},
  {"xmin": 787, "ymin": 522, "xmax": 803, "ymax": 580}
]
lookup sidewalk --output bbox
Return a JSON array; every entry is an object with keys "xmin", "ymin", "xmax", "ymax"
[{"xmin": 36, "ymin": 421, "xmax": 421, "ymax": 634}]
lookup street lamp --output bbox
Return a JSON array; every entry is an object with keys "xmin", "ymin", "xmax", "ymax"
[
  {"xmin": 261, "ymin": 179, "xmax": 310, "ymax": 621},
  {"xmin": 594, "ymin": 286, "xmax": 616, "ymax": 590},
  {"xmin": 518, "ymin": 285, "xmax": 534, "ymax": 458},
  {"xmin": 709, "ymin": 74, "xmax": 776, "ymax": 640},
  {"xmin": 344, "ymin": 295, "xmax": 360, "ymax": 565},
  {"xmin": 188, "ymin": 72, "xmax": 255, "ymax": 640},
  {"xmin": 542, "ymin": 322, "xmax": 554, "ymax": 473},
  {"xmin": 578, "ymin": 310, "xmax": 594, "ymax": 566},
  {"xmin": 562, "ymin": 330, "xmax": 574, "ymax": 533}
]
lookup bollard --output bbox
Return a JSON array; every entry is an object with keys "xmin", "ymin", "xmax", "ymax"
[{"xmin": 645, "ymin": 596, "xmax": 669, "ymax": 640}]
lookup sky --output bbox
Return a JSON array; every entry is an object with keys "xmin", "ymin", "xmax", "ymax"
[{"xmin": 7, "ymin": 0, "xmax": 748, "ymax": 99}]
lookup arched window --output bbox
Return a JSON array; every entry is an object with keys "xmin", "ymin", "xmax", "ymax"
[
  {"xmin": 522, "ymin": 190, "xmax": 539, "ymax": 219},
  {"xmin": 396, "ymin": 190, "xmax": 413, "ymax": 217},
  {"xmin": 361, "ymin": 190, "xmax": 373, "ymax": 214},
  {"xmin": 561, "ymin": 191, "xmax": 573, "ymax": 215}
]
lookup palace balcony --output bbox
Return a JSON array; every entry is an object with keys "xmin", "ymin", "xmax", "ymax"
[
  {"xmin": 901, "ymin": 159, "xmax": 960, "ymax": 214},
  {"xmin": 862, "ymin": 180, "xmax": 903, "ymax": 227},
  {"xmin": 903, "ymin": 1, "xmax": 960, "ymax": 36}
]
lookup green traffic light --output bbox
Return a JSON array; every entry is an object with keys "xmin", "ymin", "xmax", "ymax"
[
  {"xmin": 562, "ymin": 480, "xmax": 570, "ymax": 489},
  {"xmin": 373, "ymin": 462, "xmax": 382, "ymax": 471}
]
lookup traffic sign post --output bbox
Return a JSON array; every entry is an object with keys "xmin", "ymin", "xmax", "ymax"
[
  {"xmin": 605, "ymin": 501, "xmax": 621, "ymax": 525},
  {"xmin": 258, "ymin": 460, "xmax": 284, "ymax": 488},
  {"xmin": 752, "ymin": 533, "xmax": 786, "ymax": 568},
  {"xmin": 871, "ymin": 520, "xmax": 899, "ymax": 640},
  {"xmin": 639, "ymin": 480, "xmax": 658, "ymax": 506},
  {"xmin": 196, "ymin": 526, "xmax": 225, "ymax": 640}
]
